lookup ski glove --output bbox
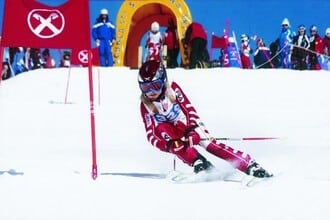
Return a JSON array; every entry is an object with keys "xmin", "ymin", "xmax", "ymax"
[
  {"xmin": 166, "ymin": 139, "xmax": 187, "ymax": 152},
  {"xmin": 183, "ymin": 124, "xmax": 201, "ymax": 146}
]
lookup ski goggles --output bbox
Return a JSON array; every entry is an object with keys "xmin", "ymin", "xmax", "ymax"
[{"xmin": 139, "ymin": 79, "xmax": 164, "ymax": 94}]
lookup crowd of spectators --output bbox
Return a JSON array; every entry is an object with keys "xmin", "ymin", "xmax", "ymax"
[
  {"xmin": 1, "ymin": 47, "xmax": 71, "ymax": 80},
  {"xmin": 2, "ymin": 15, "xmax": 330, "ymax": 81}
]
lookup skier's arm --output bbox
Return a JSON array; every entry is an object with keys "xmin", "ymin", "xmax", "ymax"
[
  {"xmin": 171, "ymin": 81, "xmax": 200, "ymax": 127},
  {"xmin": 140, "ymin": 102, "xmax": 168, "ymax": 152},
  {"xmin": 171, "ymin": 82, "xmax": 201, "ymax": 145}
]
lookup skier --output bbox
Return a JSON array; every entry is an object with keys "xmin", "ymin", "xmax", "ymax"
[
  {"xmin": 145, "ymin": 21, "xmax": 163, "ymax": 62},
  {"xmin": 138, "ymin": 60, "xmax": 272, "ymax": 178},
  {"xmin": 92, "ymin": 8, "xmax": 116, "ymax": 67}
]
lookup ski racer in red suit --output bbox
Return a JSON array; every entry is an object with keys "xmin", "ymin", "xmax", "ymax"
[{"xmin": 138, "ymin": 60, "xmax": 272, "ymax": 177}]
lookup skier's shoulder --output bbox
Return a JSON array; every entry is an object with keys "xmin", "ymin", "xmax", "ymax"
[
  {"xmin": 168, "ymin": 81, "xmax": 188, "ymax": 103},
  {"xmin": 169, "ymin": 80, "xmax": 181, "ymax": 89}
]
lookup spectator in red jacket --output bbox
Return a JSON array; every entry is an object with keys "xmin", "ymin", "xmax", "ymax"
[
  {"xmin": 41, "ymin": 49, "xmax": 55, "ymax": 68},
  {"xmin": 309, "ymin": 25, "xmax": 324, "ymax": 70},
  {"xmin": 164, "ymin": 19, "xmax": 179, "ymax": 68},
  {"xmin": 183, "ymin": 22, "xmax": 209, "ymax": 69},
  {"xmin": 323, "ymin": 28, "xmax": 330, "ymax": 56}
]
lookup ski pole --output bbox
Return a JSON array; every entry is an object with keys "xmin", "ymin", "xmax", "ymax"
[{"xmin": 201, "ymin": 137, "xmax": 284, "ymax": 141}]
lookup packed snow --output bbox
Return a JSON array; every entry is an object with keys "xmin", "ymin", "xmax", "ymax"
[{"xmin": 1, "ymin": 67, "xmax": 330, "ymax": 220}]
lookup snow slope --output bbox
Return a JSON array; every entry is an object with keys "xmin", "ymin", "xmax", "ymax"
[{"xmin": 1, "ymin": 67, "xmax": 330, "ymax": 220}]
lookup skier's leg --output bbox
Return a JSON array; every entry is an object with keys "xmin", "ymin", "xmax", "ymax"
[
  {"xmin": 194, "ymin": 122, "xmax": 272, "ymax": 177},
  {"xmin": 205, "ymin": 141, "xmax": 251, "ymax": 172},
  {"xmin": 155, "ymin": 123, "xmax": 212, "ymax": 172}
]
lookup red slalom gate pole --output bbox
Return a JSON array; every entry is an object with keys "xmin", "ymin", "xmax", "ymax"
[{"xmin": 88, "ymin": 49, "xmax": 98, "ymax": 180}]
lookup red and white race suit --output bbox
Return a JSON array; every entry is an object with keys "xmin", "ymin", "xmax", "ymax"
[
  {"xmin": 140, "ymin": 81, "xmax": 252, "ymax": 172},
  {"xmin": 146, "ymin": 31, "xmax": 163, "ymax": 61}
]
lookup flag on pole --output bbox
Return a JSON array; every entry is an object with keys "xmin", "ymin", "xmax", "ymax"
[
  {"xmin": 1, "ymin": 0, "xmax": 90, "ymax": 49},
  {"xmin": 211, "ymin": 34, "xmax": 227, "ymax": 49}
]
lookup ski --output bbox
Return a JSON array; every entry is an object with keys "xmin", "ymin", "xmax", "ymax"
[
  {"xmin": 167, "ymin": 170, "xmax": 225, "ymax": 184},
  {"xmin": 167, "ymin": 169, "xmax": 275, "ymax": 187}
]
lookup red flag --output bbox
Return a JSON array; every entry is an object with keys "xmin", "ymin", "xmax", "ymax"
[
  {"xmin": 211, "ymin": 34, "xmax": 227, "ymax": 49},
  {"xmin": 71, "ymin": 48, "xmax": 99, "ymax": 66},
  {"xmin": 1, "ymin": 0, "xmax": 90, "ymax": 49}
]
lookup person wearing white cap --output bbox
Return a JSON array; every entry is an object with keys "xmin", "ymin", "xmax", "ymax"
[
  {"xmin": 145, "ymin": 21, "xmax": 164, "ymax": 62},
  {"xmin": 277, "ymin": 18, "xmax": 296, "ymax": 68},
  {"xmin": 308, "ymin": 25, "xmax": 324, "ymax": 70},
  {"xmin": 323, "ymin": 28, "xmax": 330, "ymax": 57},
  {"xmin": 92, "ymin": 8, "xmax": 116, "ymax": 66}
]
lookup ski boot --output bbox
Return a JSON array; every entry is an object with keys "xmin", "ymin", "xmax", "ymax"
[
  {"xmin": 193, "ymin": 154, "xmax": 214, "ymax": 173},
  {"xmin": 245, "ymin": 160, "xmax": 273, "ymax": 178}
]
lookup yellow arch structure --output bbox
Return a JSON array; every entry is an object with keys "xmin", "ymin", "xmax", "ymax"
[{"xmin": 114, "ymin": 0, "xmax": 192, "ymax": 68}]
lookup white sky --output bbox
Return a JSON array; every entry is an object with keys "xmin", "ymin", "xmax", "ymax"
[{"xmin": 1, "ymin": 67, "xmax": 330, "ymax": 220}]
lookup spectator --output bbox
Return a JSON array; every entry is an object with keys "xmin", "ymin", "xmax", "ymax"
[
  {"xmin": 278, "ymin": 18, "xmax": 295, "ymax": 68},
  {"xmin": 29, "ymin": 48, "xmax": 42, "ymax": 70},
  {"xmin": 164, "ymin": 18, "xmax": 179, "ymax": 68},
  {"xmin": 183, "ymin": 22, "xmax": 209, "ymax": 69},
  {"xmin": 24, "ymin": 48, "xmax": 31, "ymax": 70},
  {"xmin": 41, "ymin": 49, "xmax": 55, "ymax": 68},
  {"xmin": 269, "ymin": 39, "xmax": 281, "ymax": 68},
  {"xmin": 2, "ymin": 48, "xmax": 12, "ymax": 80},
  {"xmin": 1, "ymin": 62, "xmax": 11, "ymax": 80},
  {"xmin": 308, "ymin": 25, "xmax": 324, "ymax": 70},
  {"xmin": 323, "ymin": 27, "xmax": 330, "ymax": 56},
  {"xmin": 253, "ymin": 38, "xmax": 274, "ymax": 68},
  {"xmin": 9, "ymin": 47, "xmax": 28, "ymax": 75},
  {"xmin": 221, "ymin": 37, "xmax": 241, "ymax": 68},
  {"xmin": 145, "ymin": 21, "xmax": 164, "ymax": 62},
  {"xmin": 60, "ymin": 51, "xmax": 71, "ymax": 68},
  {"xmin": 291, "ymin": 25, "xmax": 310, "ymax": 70},
  {"xmin": 92, "ymin": 8, "xmax": 116, "ymax": 67},
  {"xmin": 240, "ymin": 34, "xmax": 252, "ymax": 69}
]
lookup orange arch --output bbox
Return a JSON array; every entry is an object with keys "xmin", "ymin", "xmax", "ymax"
[{"xmin": 114, "ymin": 0, "xmax": 192, "ymax": 68}]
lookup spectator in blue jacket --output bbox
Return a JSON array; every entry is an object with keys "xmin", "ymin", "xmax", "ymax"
[
  {"xmin": 277, "ymin": 18, "xmax": 295, "ymax": 69},
  {"xmin": 92, "ymin": 8, "xmax": 116, "ymax": 67}
]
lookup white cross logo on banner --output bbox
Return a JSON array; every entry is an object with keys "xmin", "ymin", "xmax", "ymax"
[
  {"xmin": 27, "ymin": 9, "xmax": 65, "ymax": 39},
  {"xmin": 78, "ymin": 50, "xmax": 90, "ymax": 64}
]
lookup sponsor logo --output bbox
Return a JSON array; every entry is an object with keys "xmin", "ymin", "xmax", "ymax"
[
  {"xmin": 78, "ymin": 50, "xmax": 89, "ymax": 64},
  {"xmin": 27, "ymin": 9, "xmax": 65, "ymax": 38}
]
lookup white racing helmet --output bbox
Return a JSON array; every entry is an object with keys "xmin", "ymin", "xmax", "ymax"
[{"xmin": 151, "ymin": 22, "xmax": 160, "ymax": 32}]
